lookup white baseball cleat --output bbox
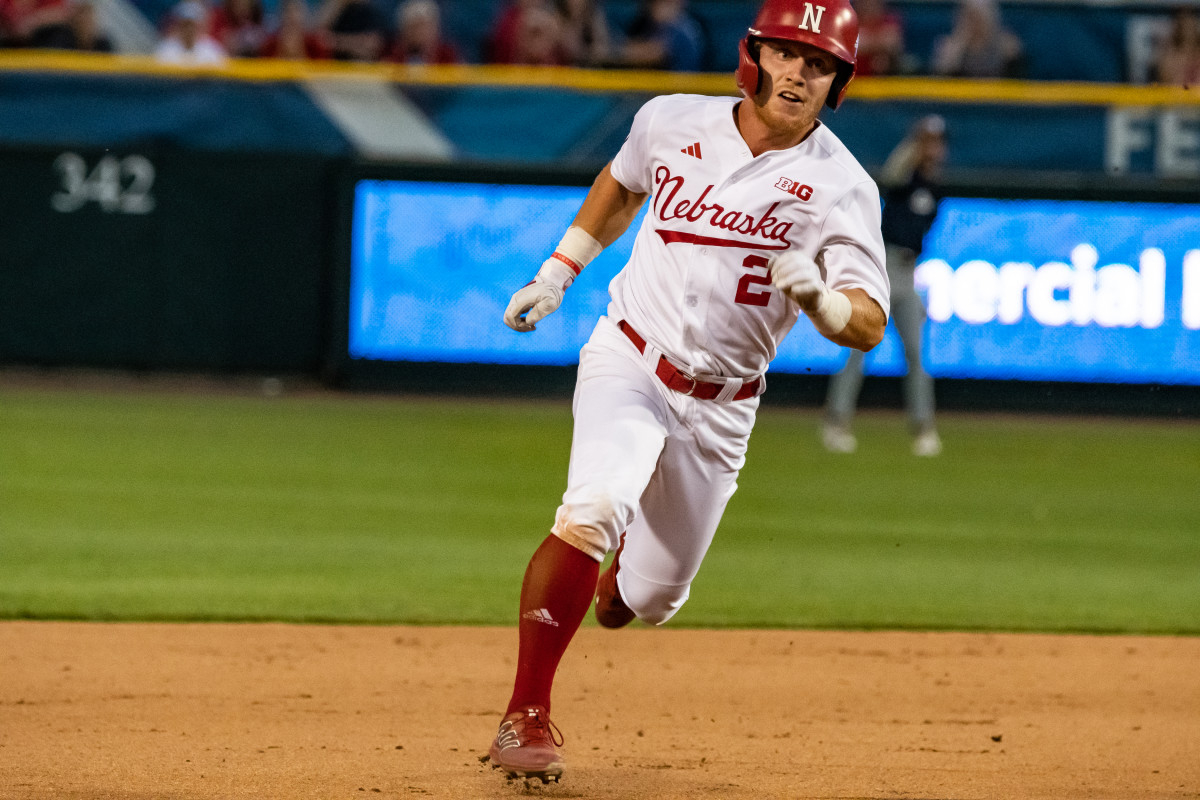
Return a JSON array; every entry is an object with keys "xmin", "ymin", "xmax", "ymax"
[
  {"xmin": 912, "ymin": 429, "xmax": 943, "ymax": 457},
  {"xmin": 821, "ymin": 423, "xmax": 857, "ymax": 454}
]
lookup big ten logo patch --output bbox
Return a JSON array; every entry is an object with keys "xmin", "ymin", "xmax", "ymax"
[{"xmin": 776, "ymin": 178, "xmax": 813, "ymax": 201}]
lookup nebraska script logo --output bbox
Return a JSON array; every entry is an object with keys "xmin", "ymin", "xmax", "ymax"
[{"xmin": 652, "ymin": 165, "xmax": 793, "ymax": 251}]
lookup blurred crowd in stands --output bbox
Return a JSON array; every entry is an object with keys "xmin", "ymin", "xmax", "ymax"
[
  {"xmin": 1150, "ymin": 5, "xmax": 1200, "ymax": 85},
  {"xmin": 0, "ymin": 0, "xmax": 1197, "ymax": 85},
  {"xmin": 0, "ymin": 0, "xmax": 114, "ymax": 51}
]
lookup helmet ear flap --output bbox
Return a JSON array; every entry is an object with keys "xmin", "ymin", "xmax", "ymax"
[
  {"xmin": 826, "ymin": 62, "xmax": 854, "ymax": 109},
  {"xmin": 735, "ymin": 37, "xmax": 760, "ymax": 98}
]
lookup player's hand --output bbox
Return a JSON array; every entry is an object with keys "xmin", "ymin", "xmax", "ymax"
[
  {"xmin": 768, "ymin": 251, "xmax": 827, "ymax": 313},
  {"xmin": 504, "ymin": 281, "xmax": 563, "ymax": 332},
  {"xmin": 503, "ymin": 257, "xmax": 576, "ymax": 332}
]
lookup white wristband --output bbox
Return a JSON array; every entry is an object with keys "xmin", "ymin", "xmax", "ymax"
[
  {"xmin": 554, "ymin": 226, "xmax": 604, "ymax": 272},
  {"xmin": 807, "ymin": 289, "xmax": 852, "ymax": 336}
]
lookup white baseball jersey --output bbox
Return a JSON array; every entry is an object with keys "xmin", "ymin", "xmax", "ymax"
[
  {"xmin": 550, "ymin": 93, "xmax": 890, "ymax": 625},
  {"xmin": 608, "ymin": 93, "xmax": 890, "ymax": 380}
]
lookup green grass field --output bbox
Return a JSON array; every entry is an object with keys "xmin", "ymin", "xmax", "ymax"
[{"xmin": 2, "ymin": 383, "xmax": 1197, "ymax": 633}]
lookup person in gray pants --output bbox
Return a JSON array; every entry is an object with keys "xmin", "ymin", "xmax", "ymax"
[{"xmin": 823, "ymin": 115, "xmax": 946, "ymax": 457}]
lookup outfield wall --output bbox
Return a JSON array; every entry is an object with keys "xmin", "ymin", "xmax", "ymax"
[
  {"xmin": 3, "ymin": 53, "xmax": 1199, "ymax": 172},
  {"xmin": 0, "ymin": 146, "xmax": 335, "ymax": 371},
  {"xmin": 1, "ymin": 57, "xmax": 1198, "ymax": 412}
]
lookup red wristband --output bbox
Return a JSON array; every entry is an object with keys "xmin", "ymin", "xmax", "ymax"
[{"xmin": 551, "ymin": 251, "xmax": 583, "ymax": 275}]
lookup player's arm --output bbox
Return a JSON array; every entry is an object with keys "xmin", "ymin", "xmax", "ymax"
[
  {"xmin": 767, "ymin": 253, "xmax": 887, "ymax": 351},
  {"xmin": 829, "ymin": 288, "xmax": 887, "ymax": 350},
  {"xmin": 768, "ymin": 178, "xmax": 889, "ymax": 351},
  {"xmin": 570, "ymin": 163, "xmax": 648, "ymax": 247},
  {"xmin": 504, "ymin": 163, "xmax": 648, "ymax": 332}
]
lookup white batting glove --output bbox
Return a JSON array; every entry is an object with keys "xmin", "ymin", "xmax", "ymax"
[
  {"xmin": 768, "ymin": 250, "xmax": 825, "ymax": 311},
  {"xmin": 768, "ymin": 250, "xmax": 852, "ymax": 336},
  {"xmin": 503, "ymin": 257, "xmax": 578, "ymax": 332}
]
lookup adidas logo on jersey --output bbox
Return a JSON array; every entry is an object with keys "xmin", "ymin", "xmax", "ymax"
[
  {"xmin": 680, "ymin": 142, "xmax": 703, "ymax": 159},
  {"xmin": 522, "ymin": 608, "xmax": 560, "ymax": 627}
]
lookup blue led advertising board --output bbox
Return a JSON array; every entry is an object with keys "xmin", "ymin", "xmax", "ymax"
[{"xmin": 348, "ymin": 179, "xmax": 1200, "ymax": 385}]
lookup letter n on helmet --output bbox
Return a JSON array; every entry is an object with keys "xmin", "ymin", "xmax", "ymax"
[{"xmin": 735, "ymin": 0, "xmax": 859, "ymax": 110}]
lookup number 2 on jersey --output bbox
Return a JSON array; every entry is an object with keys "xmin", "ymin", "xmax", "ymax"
[{"xmin": 734, "ymin": 255, "xmax": 772, "ymax": 307}]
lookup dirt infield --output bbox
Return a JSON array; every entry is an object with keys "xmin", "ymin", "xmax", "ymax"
[{"xmin": 2, "ymin": 623, "xmax": 1198, "ymax": 800}]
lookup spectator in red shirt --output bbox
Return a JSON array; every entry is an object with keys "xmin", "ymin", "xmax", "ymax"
[
  {"xmin": 386, "ymin": 0, "xmax": 458, "ymax": 64},
  {"xmin": 260, "ymin": 0, "xmax": 330, "ymax": 59},
  {"xmin": 486, "ymin": 0, "xmax": 529, "ymax": 62},
  {"xmin": 209, "ymin": 0, "xmax": 267, "ymax": 57},
  {"xmin": 510, "ymin": 3, "xmax": 564, "ymax": 64},
  {"xmin": 854, "ymin": 0, "xmax": 906, "ymax": 76},
  {"xmin": 0, "ymin": 0, "xmax": 73, "ymax": 48},
  {"xmin": 487, "ymin": 0, "xmax": 566, "ymax": 65}
]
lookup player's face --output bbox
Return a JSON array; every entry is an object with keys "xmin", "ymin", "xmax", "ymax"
[{"xmin": 753, "ymin": 39, "xmax": 837, "ymax": 134}]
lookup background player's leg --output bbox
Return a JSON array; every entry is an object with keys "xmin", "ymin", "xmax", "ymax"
[
  {"xmin": 823, "ymin": 350, "xmax": 865, "ymax": 452},
  {"xmin": 616, "ymin": 398, "xmax": 755, "ymax": 625},
  {"xmin": 892, "ymin": 286, "xmax": 935, "ymax": 431},
  {"xmin": 888, "ymin": 252, "xmax": 939, "ymax": 455}
]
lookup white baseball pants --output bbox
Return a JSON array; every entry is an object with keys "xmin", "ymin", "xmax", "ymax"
[{"xmin": 551, "ymin": 315, "xmax": 759, "ymax": 625}]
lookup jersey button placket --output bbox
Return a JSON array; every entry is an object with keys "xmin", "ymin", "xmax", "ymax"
[{"xmin": 680, "ymin": 243, "xmax": 706, "ymax": 358}]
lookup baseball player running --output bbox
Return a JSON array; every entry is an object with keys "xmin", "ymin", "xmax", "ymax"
[{"xmin": 487, "ymin": 0, "xmax": 890, "ymax": 783}]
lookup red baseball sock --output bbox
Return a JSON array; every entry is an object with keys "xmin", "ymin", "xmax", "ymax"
[{"xmin": 506, "ymin": 534, "xmax": 600, "ymax": 716}]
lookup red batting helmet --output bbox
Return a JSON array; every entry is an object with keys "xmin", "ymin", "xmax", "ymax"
[{"xmin": 735, "ymin": 0, "xmax": 859, "ymax": 110}]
